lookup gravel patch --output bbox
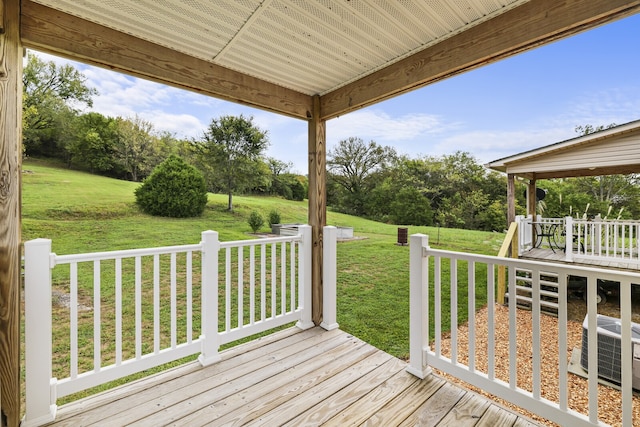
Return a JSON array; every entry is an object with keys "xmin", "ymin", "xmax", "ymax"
[{"xmin": 435, "ymin": 302, "xmax": 640, "ymax": 427}]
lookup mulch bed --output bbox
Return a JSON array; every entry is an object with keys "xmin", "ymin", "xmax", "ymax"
[{"xmin": 435, "ymin": 299, "xmax": 640, "ymax": 426}]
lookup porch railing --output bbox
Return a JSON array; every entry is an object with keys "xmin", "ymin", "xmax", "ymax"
[
  {"xmin": 408, "ymin": 233, "xmax": 637, "ymax": 427},
  {"xmin": 23, "ymin": 225, "xmax": 338, "ymax": 426},
  {"xmin": 566, "ymin": 217, "xmax": 640, "ymax": 264},
  {"xmin": 517, "ymin": 216, "xmax": 640, "ymax": 265}
]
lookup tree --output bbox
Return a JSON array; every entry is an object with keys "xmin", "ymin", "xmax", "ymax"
[
  {"xmin": 360, "ymin": 152, "xmax": 505, "ymax": 230},
  {"xmin": 67, "ymin": 112, "xmax": 119, "ymax": 174},
  {"xmin": 266, "ymin": 157, "xmax": 292, "ymax": 177},
  {"xmin": 23, "ymin": 52, "xmax": 97, "ymax": 155},
  {"xmin": 195, "ymin": 115, "xmax": 269, "ymax": 211},
  {"xmin": 327, "ymin": 137, "xmax": 396, "ymax": 215},
  {"xmin": 114, "ymin": 115, "xmax": 158, "ymax": 181}
]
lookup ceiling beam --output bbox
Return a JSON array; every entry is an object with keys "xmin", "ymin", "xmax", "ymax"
[
  {"xmin": 20, "ymin": 0, "xmax": 313, "ymax": 120},
  {"xmin": 320, "ymin": 0, "xmax": 640, "ymax": 120},
  {"xmin": 515, "ymin": 164, "xmax": 640, "ymax": 180}
]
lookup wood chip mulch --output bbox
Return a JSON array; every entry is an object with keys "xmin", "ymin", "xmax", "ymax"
[{"xmin": 433, "ymin": 303, "xmax": 640, "ymax": 427}]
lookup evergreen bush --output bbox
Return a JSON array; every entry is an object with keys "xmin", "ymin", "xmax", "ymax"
[
  {"xmin": 248, "ymin": 210, "xmax": 265, "ymax": 232},
  {"xmin": 268, "ymin": 209, "xmax": 281, "ymax": 227},
  {"xmin": 135, "ymin": 155, "xmax": 207, "ymax": 218}
]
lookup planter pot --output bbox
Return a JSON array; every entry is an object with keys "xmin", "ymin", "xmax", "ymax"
[
  {"xmin": 336, "ymin": 226, "xmax": 354, "ymax": 239},
  {"xmin": 279, "ymin": 225, "xmax": 300, "ymax": 236}
]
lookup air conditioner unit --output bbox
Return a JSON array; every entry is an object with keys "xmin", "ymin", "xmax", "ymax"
[{"xmin": 580, "ymin": 314, "xmax": 640, "ymax": 390}]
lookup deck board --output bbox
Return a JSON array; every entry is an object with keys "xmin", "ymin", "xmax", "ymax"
[
  {"xmin": 321, "ymin": 368, "xmax": 424, "ymax": 426},
  {"xmin": 475, "ymin": 403, "xmax": 518, "ymax": 426},
  {"xmin": 437, "ymin": 391, "xmax": 491, "ymax": 426},
  {"xmin": 280, "ymin": 357, "xmax": 405, "ymax": 426},
  {"xmin": 45, "ymin": 327, "xmax": 542, "ymax": 427},
  {"xmin": 359, "ymin": 373, "xmax": 445, "ymax": 426},
  {"xmin": 398, "ymin": 381, "xmax": 466, "ymax": 426},
  {"xmin": 521, "ymin": 248, "xmax": 640, "ymax": 270}
]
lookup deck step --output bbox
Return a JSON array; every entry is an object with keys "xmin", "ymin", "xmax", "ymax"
[
  {"xmin": 514, "ymin": 285, "xmax": 559, "ymax": 299},
  {"xmin": 504, "ymin": 293, "xmax": 559, "ymax": 310}
]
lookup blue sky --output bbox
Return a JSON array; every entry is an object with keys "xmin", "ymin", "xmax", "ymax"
[{"xmin": 35, "ymin": 13, "xmax": 640, "ymax": 174}]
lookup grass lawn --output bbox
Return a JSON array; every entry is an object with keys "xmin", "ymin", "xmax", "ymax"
[{"xmin": 22, "ymin": 159, "xmax": 506, "ymax": 399}]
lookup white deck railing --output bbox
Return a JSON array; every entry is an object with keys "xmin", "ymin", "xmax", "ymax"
[
  {"xmin": 517, "ymin": 216, "xmax": 640, "ymax": 265},
  {"xmin": 567, "ymin": 217, "xmax": 640, "ymax": 264},
  {"xmin": 23, "ymin": 225, "xmax": 338, "ymax": 427},
  {"xmin": 408, "ymin": 234, "xmax": 637, "ymax": 427}
]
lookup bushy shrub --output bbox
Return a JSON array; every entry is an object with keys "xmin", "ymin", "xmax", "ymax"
[
  {"xmin": 268, "ymin": 209, "xmax": 281, "ymax": 227},
  {"xmin": 135, "ymin": 155, "xmax": 207, "ymax": 218},
  {"xmin": 248, "ymin": 211, "xmax": 265, "ymax": 232},
  {"xmin": 289, "ymin": 180, "xmax": 306, "ymax": 201}
]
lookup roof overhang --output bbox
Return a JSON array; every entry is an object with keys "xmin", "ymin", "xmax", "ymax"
[
  {"xmin": 486, "ymin": 119, "xmax": 640, "ymax": 180},
  {"xmin": 20, "ymin": 0, "xmax": 640, "ymax": 121}
]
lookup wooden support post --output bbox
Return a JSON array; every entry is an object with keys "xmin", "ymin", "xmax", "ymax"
[
  {"xmin": 308, "ymin": 95, "xmax": 326, "ymax": 325},
  {"xmin": 527, "ymin": 178, "xmax": 537, "ymax": 218},
  {"xmin": 507, "ymin": 174, "xmax": 515, "ymax": 226},
  {"xmin": 0, "ymin": 0, "xmax": 22, "ymax": 424}
]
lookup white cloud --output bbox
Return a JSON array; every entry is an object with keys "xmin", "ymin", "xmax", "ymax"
[
  {"xmin": 431, "ymin": 128, "xmax": 572, "ymax": 164},
  {"xmin": 327, "ymin": 109, "xmax": 447, "ymax": 144},
  {"xmin": 138, "ymin": 111, "xmax": 205, "ymax": 138},
  {"xmin": 565, "ymin": 87, "xmax": 640, "ymax": 128}
]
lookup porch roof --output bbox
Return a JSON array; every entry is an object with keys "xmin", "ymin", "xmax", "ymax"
[
  {"xmin": 21, "ymin": 0, "xmax": 640, "ymax": 121},
  {"xmin": 485, "ymin": 119, "xmax": 640, "ymax": 180}
]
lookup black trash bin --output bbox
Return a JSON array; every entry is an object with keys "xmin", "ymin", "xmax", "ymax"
[{"xmin": 397, "ymin": 227, "xmax": 408, "ymax": 246}]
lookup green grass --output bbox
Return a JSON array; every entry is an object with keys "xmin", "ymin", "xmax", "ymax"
[{"xmin": 22, "ymin": 159, "xmax": 506, "ymax": 401}]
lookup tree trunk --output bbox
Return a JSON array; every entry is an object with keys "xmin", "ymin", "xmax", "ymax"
[{"xmin": 227, "ymin": 190, "xmax": 233, "ymax": 211}]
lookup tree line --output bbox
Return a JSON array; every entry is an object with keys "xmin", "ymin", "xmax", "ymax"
[
  {"xmin": 22, "ymin": 53, "xmax": 306, "ymax": 209},
  {"xmin": 326, "ymin": 139, "xmax": 508, "ymax": 231},
  {"xmin": 23, "ymin": 52, "xmax": 640, "ymax": 228},
  {"xmin": 327, "ymin": 133, "xmax": 640, "ymax": 231}
]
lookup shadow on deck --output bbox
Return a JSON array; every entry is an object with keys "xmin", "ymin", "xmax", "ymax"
[{"xmin": 44, "ymin": 327, "xmax": 541, "ymax": 426}]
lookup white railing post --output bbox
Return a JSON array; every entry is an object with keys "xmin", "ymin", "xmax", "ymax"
[
  {"xmin": 320, "ymin": 226, "xmax": 339, "ymax": 331},
  {"xmin": 565, "ymin": 217, "xmax": 573, "ymax": 262},
  {"xmin": 23, "ymin": 239, "xmax": 57, "ymax": 426},
  {"xmin": 198, "ymin": 230, "xmax": 221, "ymax": 366},
  {"xmin": 593, "ymin": 215, "xmax": 602, "ymax": 254},
  {"xmin": 515, "ymin": 215, "xmax": 522, "ymax": 254},
  {"xmin": 407, "ymin": 234, "xmax": 431, "ymax": 379},
  {"xmin": 296, "ymin": 225, "xmax": 314, "ymax": 330}
]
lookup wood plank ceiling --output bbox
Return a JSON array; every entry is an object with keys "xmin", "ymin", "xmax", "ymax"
[
  {"xmin": 28, "ymin": 0, "xmax": 529, "ymax": 96},
  {"xmin": 21, "ymin": 0, "xmax": 640, "ymax": 121}
]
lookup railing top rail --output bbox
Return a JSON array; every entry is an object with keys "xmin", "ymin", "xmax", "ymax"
[
  {"xmin": 423, "ymin": 245, "xmax": 640, "ymax": 282},
  {"xmin": 535, "ymin": 217, "xmax": 564, "ymax": 223},
  {"xmin": 573, "ymin": 218, "xmax": 640, "ymax": 224},
  {"xmin": 220, "ymin": 234, "xmax": 302, "ymax": 248},
  {"xmin": 48, "ymin": 231, "xmax": 306, "ymax": 266},
  {"xmin": 53, "ymin": 243, "xmax": 203, "ymax": 265},
  {"xmin": 518, "ymin": 216, "xmax": 564, "ymax": 225}
]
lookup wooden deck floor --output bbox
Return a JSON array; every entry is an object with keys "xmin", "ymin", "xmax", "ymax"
[
  {"xmin": 521, "ymin": 248, "xmax": 640, "ymax": 271},
  {"xmin": 45, "ymin": 327, "xmax": 540, "ymax": 427}
]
